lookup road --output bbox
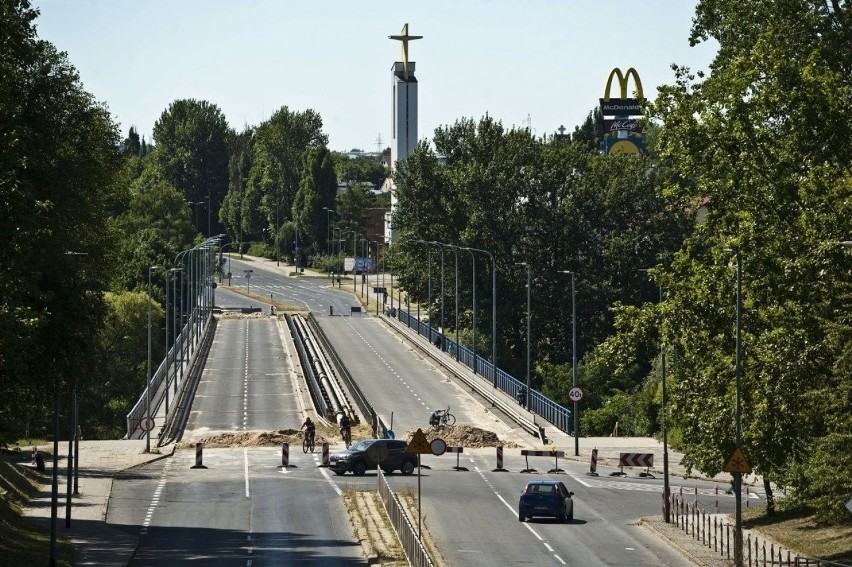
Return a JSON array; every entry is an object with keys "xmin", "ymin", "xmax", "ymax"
[{"xmin": 108, "ymin": 259, "xmax": 734, "ymax": 565}]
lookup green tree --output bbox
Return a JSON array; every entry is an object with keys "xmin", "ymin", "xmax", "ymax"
[
  {"xmin": 152, "ymin": 99, "xmax": 232, "ymax": 238},
  {"xmin": 293, "ymin": 146, "xmax": 337, "ymax": 257},
  {"xmin": 651, "ymin": 0, "xmax": 852, "ymax": 520},
  {"xmin": 239, "ymin": 107, "xmax": 327, "ymax": 249},
  {"xmin": 0, "ymin": 0, "xmax": 122, "ymax": 443}
]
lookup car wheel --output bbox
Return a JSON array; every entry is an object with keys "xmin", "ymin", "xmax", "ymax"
[
  {"xmin": 382, "ymin": 467, "xmax": 394, "ymax": 475},
  {"xmin": 568, "ymin": 508, "xmax": 574, "ymax": 521},
  {"xmin": 401, "ymin": 461, "xmax": 415, "ymax": 475},
  {"xmin": 518, "ymin": 513, "xmax": 524, "ymax": 522},
  {"xmin": 333, "ymin": 470, "xmax": 345, "ymax": 476},
  {"xmin": 352, "ymin": 462, "xmax": 367, "ymax": 476}
]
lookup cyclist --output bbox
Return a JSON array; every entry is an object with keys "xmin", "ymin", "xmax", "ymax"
[
  {"xmin": 301, "ymin": 417, "xmax": 316, "ymax": 445},
  {"xmin": 339, "ymin": 412, "xmax": 352, "ymax": 444}
]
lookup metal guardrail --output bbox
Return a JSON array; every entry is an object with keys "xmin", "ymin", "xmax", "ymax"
[
  {"xmin": 377, "ymin": 468, "xmax": 435, "ymax": 567},
  {"xmin": 305, "ymin": 313, "xmax": 386, "ymax": 438},
  {"xmin": 395, "ymin": 307, "xmax": 573, "ymax": 434},
  {"xmin": 125, "ymin": 312, "xmax": 206, "ymax": 438}
]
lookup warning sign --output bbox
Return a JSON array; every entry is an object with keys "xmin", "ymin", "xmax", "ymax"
[
  {"xmin": 406, "ymin": 428, "xmax": 432, "ymax": 454},
  {"xmin": 723, "ymin": 447, "xmax": 752, "ymax": 474}
]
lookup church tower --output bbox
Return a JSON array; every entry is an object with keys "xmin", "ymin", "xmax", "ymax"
[{"xmin": 386, "ymin": 23, "xmax": 422, "ymax": 244}]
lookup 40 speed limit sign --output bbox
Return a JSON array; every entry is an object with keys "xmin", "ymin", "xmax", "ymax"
[{"xmin": 567, "ymin": 386, "xmax": 585, "ymax": 403}]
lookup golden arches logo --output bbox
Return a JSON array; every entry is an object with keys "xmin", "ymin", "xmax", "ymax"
[{"xmin": 602, "ymin": 67, "xmax": 644, "ymax": 101}]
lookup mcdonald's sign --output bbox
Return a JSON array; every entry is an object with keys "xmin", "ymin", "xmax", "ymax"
[{"xmin": 599, "ymin": 67, "xmax": 644, "ymax": 117}]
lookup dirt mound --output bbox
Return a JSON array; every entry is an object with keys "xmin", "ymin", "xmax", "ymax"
[
  {"xmin": 177, "ymin": 429, "xmax": 330, "ymax": 448},
  {"xmin": 401, "ymin": 425, "xmax": 520, "ymax": 448},
  {"xmin": 216, "ymin": 311, "xmax": 271, "ymax": 319}
]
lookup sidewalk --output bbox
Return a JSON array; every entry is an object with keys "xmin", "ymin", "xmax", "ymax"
[{"xmin": 22, "ymin": 440, "xmax": 170, "ymax": 567}]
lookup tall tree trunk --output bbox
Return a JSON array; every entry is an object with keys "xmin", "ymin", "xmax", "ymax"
[{"xmin": 763, "ymin": 477, "xmax": 775, "ymax": 516}]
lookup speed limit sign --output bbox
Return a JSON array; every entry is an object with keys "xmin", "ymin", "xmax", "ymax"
[{"xmin": 567, "ymin": 386, "xmax": 585, "ymax": 403}]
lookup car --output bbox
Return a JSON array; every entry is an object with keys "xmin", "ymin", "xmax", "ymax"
[
  {"xmin": 518, "ymin": 480, "xmax": 574, "ymax": 522},
  {"xmin": 328, "ymin": 438, "xmax": 418, "ymax": 476}
]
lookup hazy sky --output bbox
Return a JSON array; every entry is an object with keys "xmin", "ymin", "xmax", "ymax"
[{"xmin": 32, "ymin": 1, "xmax": 718, "ymax": 153}]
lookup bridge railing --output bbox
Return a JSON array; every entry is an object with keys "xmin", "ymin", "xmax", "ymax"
[{"xmin": 396, "ymin": 307, "xmax": 572, "ymax": 434}]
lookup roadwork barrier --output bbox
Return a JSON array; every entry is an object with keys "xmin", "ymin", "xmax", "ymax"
[
  {"xmin": 190, "ymin": 443, "xmax": 207, "ymax": 469},
  {"xmin": 279, "ymin": 442, "xmax": 289, "ymax": 468},
  {"xmin": 611, "ymin": 452, "xmax": 654, "ymax": 477},
  {"xmin": 493, "ymin": 446, "xmax": 507, "ymax": 472},
  {"xmin": 520, "ymin": 449, "xmax": 565, "ymax": 474}
]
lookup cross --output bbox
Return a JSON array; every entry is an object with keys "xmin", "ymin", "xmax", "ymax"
[
  {"xmin": 389, "ymin": 23, "xmax": 423, "ymax": 80},
  {"xmin": 557, "ymin": 125, "xmax": 566, "ymax": 137}
]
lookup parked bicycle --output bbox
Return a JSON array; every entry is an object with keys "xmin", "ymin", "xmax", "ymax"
[{"xmin": 429, "ymin": 407, "xmax": 456, "ymax": 426}]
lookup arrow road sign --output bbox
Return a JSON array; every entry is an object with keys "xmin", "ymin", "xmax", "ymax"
[{"xmin": 619, "ymin": 453, "xmax": 654, "ymax": 467}]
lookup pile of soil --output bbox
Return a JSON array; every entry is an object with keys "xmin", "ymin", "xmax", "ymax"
[
  {"xmin": 402, "ymin": 425, "xmax": 521, "ymax": 448},
  {"xmin": 216, "ymin": 311, "xmax": 270, "ymax": 319},
  {"xmin": 177, "ymin": 429, "xmax": 328, "ymax": 448}
]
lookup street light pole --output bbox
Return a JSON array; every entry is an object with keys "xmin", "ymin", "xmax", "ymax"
[
  {"xmin": 146, "ymin": 265, "xmax": 160, "ymax": 453},
  {"xmin": 465, "ymin": 247, "xmax": 496, "ymax": 385},
  {"xmin": 723, "ymin": 248, "xmax": 744, "ymax": 566},
  {"xmin": 517, "ymin": 262, "xmax": 531, "ymax": 410},
  {"xmin": 558, "ymin": 271, "xmax": 579, "ymax": 455},
  {"xmin": 733, "ymin": 249, "xmax": 743, "ymax": 567}
]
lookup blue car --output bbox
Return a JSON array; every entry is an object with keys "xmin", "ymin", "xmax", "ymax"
[{"xmin": 518, "ymin": 480, "xmax": 574, "ymax": 522}]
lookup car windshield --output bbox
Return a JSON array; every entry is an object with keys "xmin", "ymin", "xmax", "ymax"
[{"xmin": 350, "ymin": 440, "xmax": 374, "ymax": 452}]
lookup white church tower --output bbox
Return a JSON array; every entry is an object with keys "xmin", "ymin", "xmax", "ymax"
[{"xmin": 386, "ymin": 23, "xmax": 421, "ymax": 244}]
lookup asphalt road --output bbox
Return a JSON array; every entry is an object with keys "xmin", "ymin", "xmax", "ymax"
[{"xmin": 109, "ymin": 260, "xmax": 736, "ymax": 565}]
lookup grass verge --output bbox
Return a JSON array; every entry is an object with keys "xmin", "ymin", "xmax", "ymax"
[
  {"xmin": 742, "ymin": 505, "xmax": 852, "ymax": 563},
  {"xmin": 0, "ymin": 446, "xmax": 74, "ymax": 566}
]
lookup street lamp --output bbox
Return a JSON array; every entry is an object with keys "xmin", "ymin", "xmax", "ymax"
[
  {"xmin": 164, "ymin": 267, "xmax": 181, "ymax": 415},
  {"xmin": 558, "ymin": 270, "xmax": 579, "ymax": 456},
  {"xmin": 146, "ymin": 265, "xmax": 161, "ymax": 453},
  {"xmin": 725, "ymin": 247, "xmax": 744, "ymax": 567},
  {"xmin": 516, "ymin": 262, "xmax": 532, "ymax": 410},
  {"xmin": 324, "ymin": 207, "xmax": 335, "ymax": 260},
  {"xmin": 639, "ymin": 269, "xmax": 671, "ymax": 521},
  {"xmin": 464, "ymin": 247, "xmax": 496, "ymax": 385}
]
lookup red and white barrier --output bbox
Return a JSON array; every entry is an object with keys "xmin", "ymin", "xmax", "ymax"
[
  {"xmin": 520, "ymin": 449, "xmax": 565, "ymax": 474},
  {"xmin": 190, "ymin": 442, "xmax": 207, "ymax": 469},
  {"xmin": 612, "ymin": 452, "xmax": 654, "ymax": 477},
  {"xmin": 321, "ymin": 442, "xmax": 329, "ymax": 466},
  {"xmin": 588, "ymin": 447, "xmax": 599, "ymax": 476},
  {"xmin": 493, "ymin": 446, "xmax": 507, "ymax": 472},
  {"xmin": 280, "ymin": 442, "xmax": 289, "ymax": 467}
]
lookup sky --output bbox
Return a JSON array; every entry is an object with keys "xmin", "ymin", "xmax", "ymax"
[{"xmin": 32, "ymin": 1, "xmax": 718, "ymax": 153}]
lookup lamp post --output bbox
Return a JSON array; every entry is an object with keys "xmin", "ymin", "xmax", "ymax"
[
  {"xmin": 429, "ymin": 242, "xmax": 446, "ymax": 350},
  {"xmin": 164, "ymin": 267, "xmax": 182, "ymax": 415},
  {"xmin": 725, "ymin": 248, "xmax": 744, "ymax": 567},
  {"xmin": 464, "ymin": 248, "xmax": 496, "ymax": 385},
  {"xmin": 558, "ymin": 270, "xmax": 579, "ymax": 455},
  {"xmin": 146, "ymin": 265, "xmax": 160, "ymax": 453},
  {"xmin": 324, "ymin": 207, "xmax": 335, "ymax": 260},
  {"xmin": 411, "ymin": 240, "xmax": 433, "ymax": 344},
  {"xmin": 517, "ymin": 262, "xmax": 532, "ymax": 410}
]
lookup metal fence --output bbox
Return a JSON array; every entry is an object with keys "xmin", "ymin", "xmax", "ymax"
[
  {"xmin": 125, "ymin": 311, "xmax": 209, "ymax": 438},
  {"xmin": 377, "ymin": 469, "xmax": 434, "ymax": 567},
  {"xmin": 670, "ymin": 494, "xmax": 850, "ymax": 567},
  {"xmin": 396, "ymin": 307, "xmax": 573, "ymax": 433}
]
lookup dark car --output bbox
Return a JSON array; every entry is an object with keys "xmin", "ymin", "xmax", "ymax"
[
  {"xmin": 328, "ymin": 439, "xmax": 417, "ymax": 476},
  {"xmin": 518, "ymin": 480, "xmax": 574, "ymax": 522}
]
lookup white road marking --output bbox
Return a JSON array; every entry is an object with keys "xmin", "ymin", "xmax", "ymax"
[{"xmin": 244, "ymin": 448, "xmax": 250, "ymax": 497}]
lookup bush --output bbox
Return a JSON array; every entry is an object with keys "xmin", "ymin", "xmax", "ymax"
[{"xmin": 582, "ymin": 390, "xmax": 651, "ymax": 436}]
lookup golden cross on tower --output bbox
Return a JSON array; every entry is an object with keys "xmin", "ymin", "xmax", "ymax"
[{"xmin": 388, "ymin": 23, "xmax": 422, "ymax": 80}]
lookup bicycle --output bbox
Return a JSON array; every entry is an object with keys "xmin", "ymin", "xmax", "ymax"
[
  {"xmin": 303, "ymin": 429, "xmax": 315, "ymax": 453},
  {"xmin": 430, "ymin": 407, "xmax": 455, "ymax": 426}
]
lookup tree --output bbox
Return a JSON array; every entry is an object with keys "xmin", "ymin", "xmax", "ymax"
[
  {"xmin": 238, "ymin": 106, "xmax": 327, "ymax": 248},
  {"xmin": 292, "ymin": 146, "xmax": 337, "ymax": 256},
  {"xmin": 152, "ymin": 99, "xmax": 232, "ymax": 238},
  {"xmin": 0, "ymin": 0, "xmax": 123, "ymax": 443},
  {"xmin": 651, "ymin": 0, "xmax": 852, "ymax": 520}
]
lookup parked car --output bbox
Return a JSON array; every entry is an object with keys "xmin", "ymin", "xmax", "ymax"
[
  {"xmin": 328, "ymin": 439, "xmax": 417, "ymax": 476},
  {"xmin": 518, "ymin": 480, "xmax": 574, "ymax": 522}
]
